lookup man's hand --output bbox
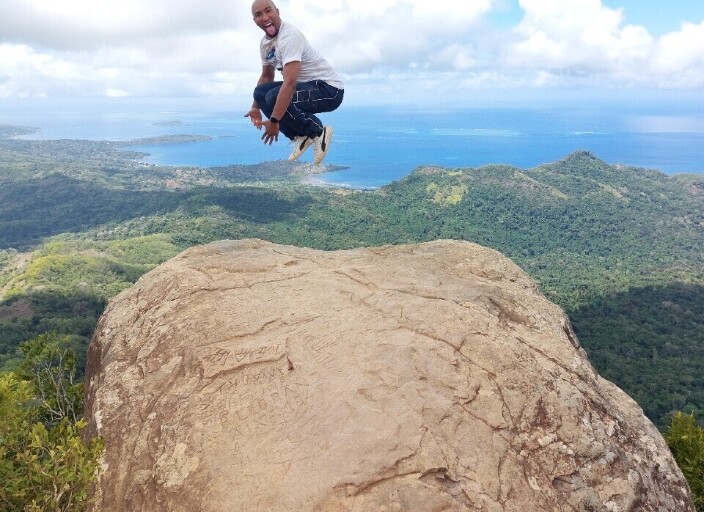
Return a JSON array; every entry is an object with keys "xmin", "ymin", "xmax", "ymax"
[
  {"xmin": 261, "ymin": 120, "xmax": 279, "ymax": 145},
  {"xmin": 244, "ymin": 107, "xmax": 263, "ymax": 129}
]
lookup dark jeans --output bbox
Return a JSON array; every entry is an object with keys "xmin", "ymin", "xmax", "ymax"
[{"xmin": 253, "ymin": 80, "xmax": 344, "ymax": 140}]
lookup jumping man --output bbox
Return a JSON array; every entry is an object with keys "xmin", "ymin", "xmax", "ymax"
[{"xmin": 245, "ymin": 0, "xmax": 344, "ymax": 164}]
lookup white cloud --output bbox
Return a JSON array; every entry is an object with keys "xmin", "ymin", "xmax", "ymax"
[
  {"xmin": 0, "ymin": 0, "xmax": 703, "ymax": 102},
  {"xmin": 507, "ymin": 0, "xmax": 654, "ymax": 73},
  {"xmin": 652, "ymin": 21, "xmax": 704, "ymax": 86},
  {"xmin": 0, "ymin": 0, "xmax": 251, "ymax": 49},
  {"xmin": 0, "ymin": 43, "xmax": 84, "ymax": 98},
  {"xmin": 433, "ymin": 44, "xmax": 479, "ymax": 71},
  {"xmin": 284, "ymin": 0, "xmax": 493, "ymax": 73},
  {"xmin": 498, "ymin": 0, "xmax": 704, "ymax": 89},
  {"xmin": 0, "ymin": 0, "xmax": 261, "ymax": 99},
  {"xmin": 105, "ymin": 88, "xmax": 130, "ymax": 98}
]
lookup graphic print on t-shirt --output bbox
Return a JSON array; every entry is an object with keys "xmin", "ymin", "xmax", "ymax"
[{"xmin": 265, "ymin": 46, "xmax": 276, "ymax": 65}]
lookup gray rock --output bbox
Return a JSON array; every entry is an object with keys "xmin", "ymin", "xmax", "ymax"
[{"xmin": 84, "ymin": 239, "xmax": 695, "ymax": 511}]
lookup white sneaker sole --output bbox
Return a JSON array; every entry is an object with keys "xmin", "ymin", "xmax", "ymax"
[
  {"xmin": 313, "ymin": 126, "xmax": 333, "ymax": 164},
  {"xmin": 288, "ymin": 137, "xmax": 313, "ymax": 161}
]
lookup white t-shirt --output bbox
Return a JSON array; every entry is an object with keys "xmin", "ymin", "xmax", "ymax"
[{"xmin": 260, "ymin": 21, "xmax": 343, "ymax": 90}]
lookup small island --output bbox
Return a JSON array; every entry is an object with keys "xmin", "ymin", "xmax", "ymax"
[
  {"xmin": 125, "ymin": 134, "xmax": 213, "ymax": 145},
  {"xmin": 0, "ymin": 125, "xmax": 39, "ymax": 139},
  {"xmin": 152, "ymin": 120, "xmax": 186, "ymax": 127}
]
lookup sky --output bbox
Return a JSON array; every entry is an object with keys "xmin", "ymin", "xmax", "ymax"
[{"xmin": 0, "ymin": 0, "xmax": 703, "ymax": 106}]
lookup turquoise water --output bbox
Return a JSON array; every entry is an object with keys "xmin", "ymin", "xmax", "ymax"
[{"xmin": 3, "ymin": 98, "xmax": 704, "ymax": 188}]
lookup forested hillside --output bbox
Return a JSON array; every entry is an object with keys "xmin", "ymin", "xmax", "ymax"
[{"xmin": 1, "ymin": 129, "xmax": 703, "ymax": 428}]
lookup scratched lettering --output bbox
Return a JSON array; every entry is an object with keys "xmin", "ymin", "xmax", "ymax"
[
  {"xmin": 198, "ymin": 343, "xmax": 285, "ymax": 378},
  {"xmin": 197, "ymin": 368, "xmax": 314, "ymax": 440}
]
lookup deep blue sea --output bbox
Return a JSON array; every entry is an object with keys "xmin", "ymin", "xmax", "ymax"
[{"xmin": 2, "ymin": 97, "xmax": 703, "ymax": 188}]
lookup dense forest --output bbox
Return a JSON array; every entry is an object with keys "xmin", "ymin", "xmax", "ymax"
[{"xmin": 1, "ymin": 126, "xmax": 703, "ymax": 431}]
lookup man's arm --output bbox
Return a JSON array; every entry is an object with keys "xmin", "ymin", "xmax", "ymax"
[
  {"xmin": 260, "ymin": 60, "xmax": 300, "ymax": 145},
  {"xmin": 269, "ymin": 60, "xmax": 300, "ymax": 121},
  {"xmin": 244, "ymin": 65, "xmax": 276, "ymax": 128}
]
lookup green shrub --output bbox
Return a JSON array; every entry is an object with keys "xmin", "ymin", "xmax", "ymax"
[{"xmin": 665, "ymin": 412, "xmax": 704, "ymax": 511}]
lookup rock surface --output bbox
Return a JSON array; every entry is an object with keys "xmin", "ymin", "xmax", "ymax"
[{"xmin": 84, "ymin": 239, "xmax": 694, "ymax": 511}]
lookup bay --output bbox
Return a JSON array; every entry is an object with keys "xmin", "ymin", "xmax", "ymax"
[
  {"xmin": 130, "ymin": 104, "xmax": 704, "ymax": 188},
  {"xmin": 3, "ymin": 98, "xmax": 704, "ymax": 188}
]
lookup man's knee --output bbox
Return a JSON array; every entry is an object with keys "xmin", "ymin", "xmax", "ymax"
[
  {"xmin": 253, "ymin": 83, "xmax": 275, "ymax": 102},
  {"xmin": 264, "ymin": 88, "xmax": 279, "ymax": 105},
  {"xmin": 252, "ymin": 86, "xmax": 266, "ymax": 104}
]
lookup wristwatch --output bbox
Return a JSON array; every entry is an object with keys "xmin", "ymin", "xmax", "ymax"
[{"xmin": 270, "ymin": 117, "xmax": 279, "ymax": 124}]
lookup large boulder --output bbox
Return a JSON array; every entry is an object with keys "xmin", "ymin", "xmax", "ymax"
[{"xmin": 84, "ymin": 239, "xmax": 694, "ymax": 511}]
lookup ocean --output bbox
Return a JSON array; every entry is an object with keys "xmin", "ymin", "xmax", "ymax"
[{"xmin": 3, "ymin": 97, "xmax": 704, "ymax": 188}]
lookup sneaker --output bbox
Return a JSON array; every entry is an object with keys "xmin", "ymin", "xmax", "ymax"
[
  {"xmin": 288, "ymin": 135, "xmax": 313, "ymax": 161},
  {"xmin": 313, "ymin": 126, "xmax": 333, "ymax": 164}
]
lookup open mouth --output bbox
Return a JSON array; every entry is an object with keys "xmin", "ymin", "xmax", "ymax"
[{"xmin": 264, "ymin": 22, "xmax": 277, "ymax": 37}]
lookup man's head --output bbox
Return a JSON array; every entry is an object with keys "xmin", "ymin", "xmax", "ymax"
[{"xmin": 252, "ymin": 0, "xmax": 281, "ymax": 38}]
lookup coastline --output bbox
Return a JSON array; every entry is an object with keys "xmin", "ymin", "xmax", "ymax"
[{"xmin": 4, "ymin": 101, "xmax": 704, "ymax": 190}]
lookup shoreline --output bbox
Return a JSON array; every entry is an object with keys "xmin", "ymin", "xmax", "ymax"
[{"xmin": 3, "ymin": 118, "xmax": 703, "ymax": 183}]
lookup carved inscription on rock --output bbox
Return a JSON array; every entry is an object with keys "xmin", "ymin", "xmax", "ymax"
[
  {"xmin": 197, "ymin": 341, "xmax": 286, "ymax": 378},
  {"xmin": 198, "ymin": 361, "xmax": 313, "ymax": 439}
]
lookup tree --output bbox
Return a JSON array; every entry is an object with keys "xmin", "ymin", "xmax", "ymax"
[
  {"xmin": 16, "ymin": 334, "xmax": 84, "ymax": 426},
  {"xmin": 0, "ymin": 334, "xmax": 103, "ymax": 511}
]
